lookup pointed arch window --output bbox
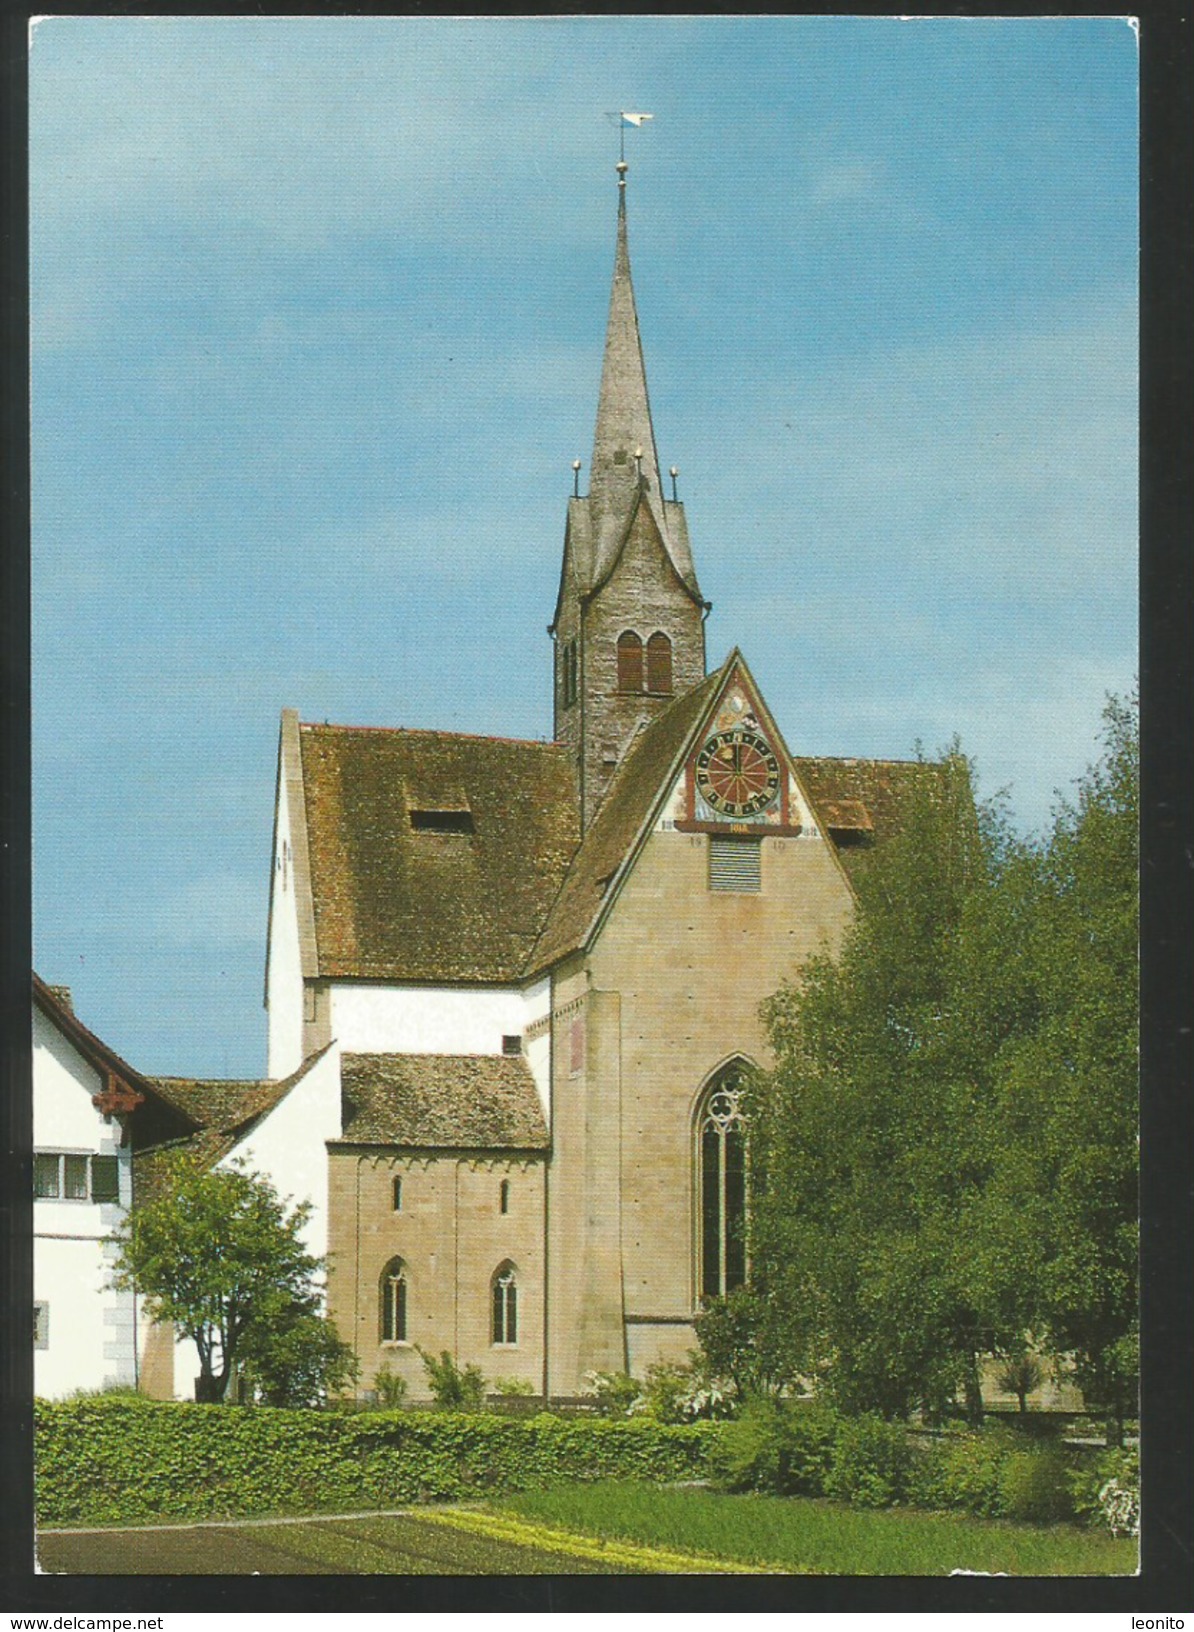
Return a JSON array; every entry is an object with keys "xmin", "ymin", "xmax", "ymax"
[
  {"xmin": 491, "ymin": 1262, "xmax": 518, "ymax": 1346},
  {"xmin": 646, "ymin": 632, "xmax": 673, "ymax": 695},
  {"xmin": 616, "ymin": 631, "xmax": 644, "ymax": 693},
  {"xmin": 381, "ymin": 1258, "xmax": 409, "ymax": 1343},
  {"xmin": 698, "ymin": 1069, "xmax": 748, "ymax": 1301}
]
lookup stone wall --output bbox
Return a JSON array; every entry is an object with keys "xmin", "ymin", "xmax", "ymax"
[{"xmin": 327, "ymin": 1148, "xmax": 546, "ymax": 1399}]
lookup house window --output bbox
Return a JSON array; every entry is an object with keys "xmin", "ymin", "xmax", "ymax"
[
  {"xmin": 646, "ymin": 632, "xmax": 673, "ymax": 694},
  {"xmin": 492, "ymin": 1263, "xmax": 518, "ymax": 1345},
  {"xmin": 616, "ymin": 631, "xmax": 643, "ymax": 692},
  {"xmin": 34, "ymin": 1154, "xmax": 61, "ymax": 1198},
  {"xmin": 33, "ymin": 1152, "xmax": 119, "ymax": 1203},
  {"xmin": 698, "ymin": 1069, "xmax": 748, "ymax": 1301},
  {"xmin": 381, "ymin": 1259, "xmax": 408, "ymax": 1343},
  {"xmin": 499, "ymin": 1180, "xmax": 510, "ymax": 1215},
  {"xmin": 502, "ymin": 1034, "xmax": 522, "ymax": 1056},
  {"xmin": 63, "ymin": 1154, "xmax": 89, "ymax": 1200},
  {"xmin": 391, "ymin": 1176, "xmax": 403, "ymax": 1212},
  {"xmin": 34, "ymin": 1303, "xmax": 49, "ymax": 1349},
  {"xmin": 709, "ymin": 835, "xmax": 762, "ymax": 893}
]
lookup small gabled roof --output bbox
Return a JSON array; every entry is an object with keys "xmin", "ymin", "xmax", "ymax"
[
  {"xmin": 135, "ymin": 1045, "xmax": 335, "ymax": 1196},
  {"xmin": 527, "ymin": 664, "xmax": 727, "ymax": 975},
  {"xmin": 32, "ymin": 974, "xmax": 197, "ymax": 1144},
  {"xmin": 334, "ymin": 1053, "xmax": 549, "ymax": 1151},
  {"xmin": 298, "ymin": 723, "xmax": 580, "ymax": 983}
]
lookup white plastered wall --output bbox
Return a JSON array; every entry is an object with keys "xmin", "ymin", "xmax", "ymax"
[
  {"xmin": 329, "ymin": 982, "xmax": 536, "ymax": 1058},
  {"xmin": 266, "ymin": 766, "xmax": 305, "ymax": 1080},
  {"xmin": 32, "ymin": 1008, "xmax": 136, "ymax": 1398}
]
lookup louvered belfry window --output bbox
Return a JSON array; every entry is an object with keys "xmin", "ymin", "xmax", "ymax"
[
  {"xmin": 616, "ymin": 631, "xmax": 644, "ymax": 692},
  {"xmin": 646, "ymin": 632, "xmax": 673, "ymax": 694},
  {"xmin": 708, "ymin": 836, "xmax": 762, "ymax": 892}
]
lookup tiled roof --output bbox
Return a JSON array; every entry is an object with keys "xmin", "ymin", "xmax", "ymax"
[
  {"xmin": 793, "ymin": 755, "xmax": 945, "ymax": 875},
  {"xmin": 135, "ymin": 1049, "xmax": 333, "ymax": 1198},
  {"xmin": 145, "ymin": 1074, "xmax": 294, "ymax": 1138},
  {"xmin": 527, "ymin": 666, "xmax": 727, "ymax": 974},
  {"xmin": 299, "ymin": 725, "xmax": 580, "ymax": 982},
  {"xmin": 336, "ymin": 1053, "xmax": 549, "ymax": 1150}
]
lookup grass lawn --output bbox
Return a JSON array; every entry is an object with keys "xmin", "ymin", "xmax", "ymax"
[{"xmin": 488, "ymin": 1483, "xmax": 1139, "ymax": 1576}]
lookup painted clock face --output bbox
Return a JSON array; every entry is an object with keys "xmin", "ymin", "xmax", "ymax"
[{"xmin": 695, "ymin": 728, "xmax": 781, "ymax": 818}]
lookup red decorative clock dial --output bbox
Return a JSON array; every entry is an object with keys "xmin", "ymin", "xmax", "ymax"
[{"xmin": 695, "ymin": 728, "xmax": 781, "ymax": 818}]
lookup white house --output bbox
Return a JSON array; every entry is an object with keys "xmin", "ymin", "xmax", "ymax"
[{"xmin": 32, "ymin": 976, "xmax": 194, "ymax": 1398}]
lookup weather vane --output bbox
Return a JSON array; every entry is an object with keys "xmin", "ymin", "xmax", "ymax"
[{"xmin": 605, "ymin": 110, "xmax": 654, "ymax": 168}]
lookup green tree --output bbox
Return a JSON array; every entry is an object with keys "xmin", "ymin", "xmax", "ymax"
[
  {"xmin": 749, "ymin": 698, "xmax": 1138, "ymax": 1437},
  {"xmin": 988, "ymin": 695, "xmax": 1139, "ymax": 1442},
  {"xmin": 239, "ymin": 1301, "xmax": 359, "ymax": 1408},
  {"xmin": 112, "ymin": 1154, "xmax": 329, "ymax": 1403},
  {"xmin": 749, "ymin": 750, "xmax": 1013, "ymax": 1420}
]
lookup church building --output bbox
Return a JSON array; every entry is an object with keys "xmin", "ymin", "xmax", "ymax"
[{"xmin": 257, "ymin": 160, "xmax": 928, "ymax": 1402}]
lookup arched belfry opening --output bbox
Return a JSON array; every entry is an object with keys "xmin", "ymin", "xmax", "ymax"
[{"xmin": 696, "ymin": 1063, "xmax": 749, "ymax": 1302}]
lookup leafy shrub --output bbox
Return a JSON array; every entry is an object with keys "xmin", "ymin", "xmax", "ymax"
[
  {"xmin": 240, "ymin": 1309, "xmax": 360, "ymax": 1408},
  {"xmin": 492, "ymin": 1376, "xmax": 535, "ymax": 1397},
  {"xmin": 906, "ymin": 1428, "xmax": 1020, "ymax": 1518},
  {"xmin": 583, "ymin": 1370, "xmax": 642, "ymax": 1418},
  {"xmin": 707, "ymin": 1398, "xmax": 786, "ymax": 1492},
  {"xmin": 630, "ymin": 1361, "xmax": 735, "ymax": 1424},
  {"xmin": 998, "ymin": 1445, "xmax": 1075, "ymax": 1523},
  {"xmin": 693, "ymin": 1287, "xmax": 800, "ymax": 1400},
  {"xmin": 35, "ymin": 1398, "xmax": 717, "ymax": 1527},
  {"xmin": 707, "ymin": 1398, "xmax": 837, "ymax": 1495},
  {"xmin": 372, "ymin": 1364, "xmax": 409, "ymax": 1410},
  {"xmin": 1070, "ymin": 1445, "xmax": 1139, "ymax": 1534},
  {"xmin": 825, "ymin": 1413, "xmax": 911, "ymax": 1508},
  {"xmin": 417, "ymin": 1349, "xmax": 486, "ymax": 1411},
  {"xmin": 1097, "ymin": 1473, "xmax": 1140, "ymax": 1538}
]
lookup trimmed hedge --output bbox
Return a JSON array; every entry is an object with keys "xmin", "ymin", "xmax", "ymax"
[{"xmin": 35, "ymin": 1399, "xmax": 717, "ymax": 1528}]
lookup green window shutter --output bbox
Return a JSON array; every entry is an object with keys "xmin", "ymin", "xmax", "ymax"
[{"xmin": 91, "ymin": 1155, "xmax": 120, "ymax": 1203}]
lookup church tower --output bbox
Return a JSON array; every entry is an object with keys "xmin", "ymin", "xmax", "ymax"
[{"xmin": 551, "ymin": 161, "xmax": 709, "ymax": 829}]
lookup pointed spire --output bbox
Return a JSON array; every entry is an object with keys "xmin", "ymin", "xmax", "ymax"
[{"xmin": 588, "ymin": 163, "xmax": 669, "ymax": 564}]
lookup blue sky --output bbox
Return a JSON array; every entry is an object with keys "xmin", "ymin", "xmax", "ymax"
[{"xmin": 30, "ymin": 16, "xmax": 1139, "ymax": 1078}]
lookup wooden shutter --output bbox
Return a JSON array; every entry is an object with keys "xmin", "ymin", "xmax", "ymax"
[
  {"xmin": 616, "ymin": 631, "xmax": 643, "ymax": 692},
  {"xmin": 646, "ymin": 632, "xmax": 673, "ymax": 693},
  {"xmin": 90, "ymin": 1155, "xmax": 120, "ymax": 1203}
]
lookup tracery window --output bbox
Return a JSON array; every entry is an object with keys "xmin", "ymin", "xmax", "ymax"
[
  {"xmin": 381, "ymin": 1258, "xmax": 408, "ymax": 1343},
  {"xmin": 616, "ymin": 631, "xmax": 644, "ymax": 692},
  {"xmin": 698, "ymin": 1070, "xmax": 748, "ymax": 1301},
  {"xmin": 646, "ymin": 631, "xmax": 673, "ymax": 694},
  {"xmin": 491, "ymin": 1262, "xmax": 518, "ymax": 1345}
]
